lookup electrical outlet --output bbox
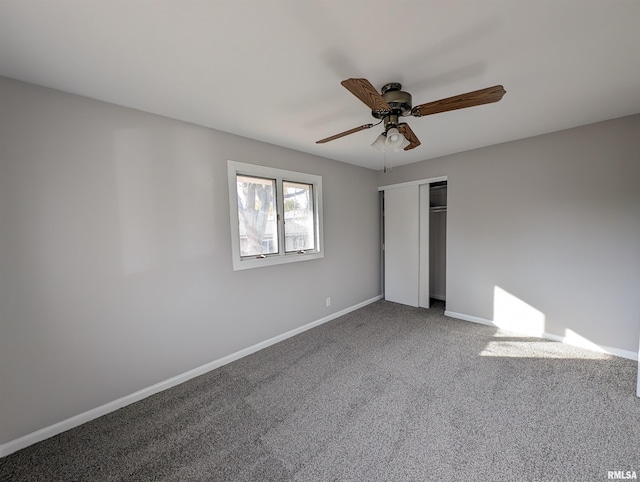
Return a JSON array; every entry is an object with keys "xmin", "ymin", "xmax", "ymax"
[{"xmin": 326, "ymin": 297, "xmax": 331, "ymax": 307}]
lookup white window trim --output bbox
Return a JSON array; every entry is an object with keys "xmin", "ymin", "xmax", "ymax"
[{"xmin": 227, "ymin": 160, "xmax": 324, "ymax": 271}]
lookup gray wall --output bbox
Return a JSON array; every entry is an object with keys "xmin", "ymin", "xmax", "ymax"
[
  {"xmin": 0, "ymin": 77, "xmax": 381, "ymax": 444},
  {"xmin": 379, "ymin": 115, "xmax": 640, "ymax": 354}
]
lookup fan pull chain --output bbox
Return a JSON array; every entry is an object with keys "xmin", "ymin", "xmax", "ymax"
[{"xmin": 383, "ymin": 147, "xmax": 393, "ymax": 173}]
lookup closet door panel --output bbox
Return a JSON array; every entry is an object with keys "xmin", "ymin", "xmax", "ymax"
[{"xmin": 384, "ymin": 186, "xmax": 419, "ymax": 307}]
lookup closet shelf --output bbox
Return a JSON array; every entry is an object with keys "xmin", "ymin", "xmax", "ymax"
[{"xmin": 430, "ymin": 205, "xmax": 447, "ymax": 212}]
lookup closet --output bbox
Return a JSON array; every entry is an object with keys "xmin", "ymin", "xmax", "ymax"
[
  {"xmin": 429, "ymin": 182, "xmax": 447, "ymax": 302},
  {"xmin": 381, "ymin": 179, "xmax": 447, "ymax": 308}
]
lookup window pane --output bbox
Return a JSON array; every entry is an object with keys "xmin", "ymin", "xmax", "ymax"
[
  {"xmin": 236, "ymin": 175, "xmax": 278, "ymax": 256},
  {"xmin": 283, "ymin": 181, "xmax": 315, "ymax": 252}
]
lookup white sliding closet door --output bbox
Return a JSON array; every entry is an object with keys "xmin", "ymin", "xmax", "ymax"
[
  {"xmin": 384, "ymin": 185, "xmax": 420, "ymax": 307},
  {"xmin": 384, "ymin": 184, "xmax": 430, "ymax": 308}
]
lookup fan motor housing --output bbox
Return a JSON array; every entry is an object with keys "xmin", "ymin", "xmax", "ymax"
[{"xmin": 372, "ymin": 83, "xmax": 412, "ymax": 119}]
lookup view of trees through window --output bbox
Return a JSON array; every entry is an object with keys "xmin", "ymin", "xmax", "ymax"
[
  {"xmin": 283, "ymin": 181, "xmax": 315, "ymax": 252},
  {"xmin": 236, "ymin": 176, "xmax": 315, "ymax": 257},
  {"xmin": 236, "ymin": 175, "xmax": 278, "ymax": 257}
]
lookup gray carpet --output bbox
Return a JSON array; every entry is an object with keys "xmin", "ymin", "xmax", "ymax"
[{"xmin": 1, "ymin": 300, "xmax": 639, "ymax": 481}]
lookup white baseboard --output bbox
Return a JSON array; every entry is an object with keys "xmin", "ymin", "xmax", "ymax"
[
  {"xmin": 0, "ymin": 295, "xmax": 383, "ymax": 458},
  {"xmin": 444, "ymin": 310, "xmax": 638, "ymax": 361}
]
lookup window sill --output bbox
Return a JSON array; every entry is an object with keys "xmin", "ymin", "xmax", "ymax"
[{"xmin": 232, "ymin": 250, "xmax": 324, "ymax": 271}]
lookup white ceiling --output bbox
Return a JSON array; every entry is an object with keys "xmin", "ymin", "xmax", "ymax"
[{"xmin": 1, "ymin": 1, "xmax": 639, "ymax": 170}]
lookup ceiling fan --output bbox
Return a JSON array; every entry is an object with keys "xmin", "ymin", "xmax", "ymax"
[{"xmin": 316, "ymin": 78, "xmax": 506, "ymax": 151}]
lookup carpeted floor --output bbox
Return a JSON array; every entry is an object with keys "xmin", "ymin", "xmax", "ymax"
[{"xmin": 1, "ymin": 300, "xmax": 638, "ymax": 481}]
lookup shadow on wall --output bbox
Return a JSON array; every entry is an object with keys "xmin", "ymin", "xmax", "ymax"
[{"xmin": 487, "ymin": 286, "xmax": 615, "ymax": 359}]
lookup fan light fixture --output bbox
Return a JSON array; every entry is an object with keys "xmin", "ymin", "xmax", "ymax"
[
  {"xmin": 385, "ymin": 128, "xmax": 410, "ymax": 151},
  {"xmin": 372, "ymin": 127, "xmax": 410, "ymax": 172},
  {"xmin": 372, "ymin": 128, "xmax": 410, "ymax": 152},
  {"xmin": 371, "ymin": 132, "xmax": 387, "ymax": 151}
]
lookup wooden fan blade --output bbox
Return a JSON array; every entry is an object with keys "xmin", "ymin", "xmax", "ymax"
[
  {"xmin": 397, "ymin": 124, "xmax": 421, "ymax": 151},
  {"xmin": 411, "ymin": 85, "xmax": 506, "ymax": 117},
  {"xmin": 341, "ymin": 78, "xmax": 391, "ymax": 111},
  {"xmin": 316, "ymin": 123, "xmax": 373, "ymax": 144}
]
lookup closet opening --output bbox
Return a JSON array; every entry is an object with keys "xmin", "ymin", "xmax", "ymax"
[
  {"xmin": 429, "ymin": 181, "xmax": 447, "ymax": 310},
  {"xmin": 380, "ymin": 177, "xmax": 447, "ymax": 311}
]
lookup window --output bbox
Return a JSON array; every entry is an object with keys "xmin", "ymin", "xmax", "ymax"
[{"xmin": 228, "ymin": 161, "xmax": 323, "ymax": 270}]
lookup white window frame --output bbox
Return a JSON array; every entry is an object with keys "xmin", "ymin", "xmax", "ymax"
[{"xmin": 227, "ymin": 160, "xmax": 324, "ymax": 271}]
